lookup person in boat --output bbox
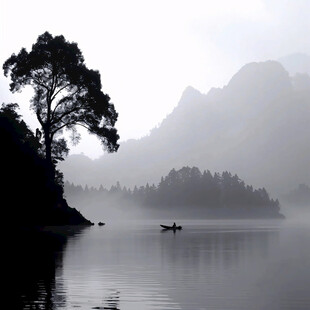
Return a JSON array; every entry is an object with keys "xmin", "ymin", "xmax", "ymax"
[{"xmin": 172, "ymin": 222, "xmax": 176, "ymax": 228}]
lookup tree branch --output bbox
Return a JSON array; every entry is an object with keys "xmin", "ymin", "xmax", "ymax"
[
  {"xmin": 50, "ymin": 87, "xmax": 82, "ymax": 122},
  {"xmin": 51, "ymin": 83, "xmax": 72, "ymax": 102},
  {"xmin": 36, "ymin": 110, "xmax": 44, "ymax": 126},
  {"xmin": 51, "ymin": 104, "xmax": 82, "ymax": 125},
  {"xmin": 51, "ymin": 120, "xmax": 77, "ymax": 136},
  {"xmin": 75, "ymin": 122, "xmax": 97, "ymax": 133},
  {"xmin": 32, "ymin": 77, "xmax": 49, "ymax": 90}
]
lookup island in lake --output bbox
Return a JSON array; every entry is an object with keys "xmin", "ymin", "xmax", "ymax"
[{"xmin": 65, "ymin": 167, "xmax": 284, "ymax": 219}]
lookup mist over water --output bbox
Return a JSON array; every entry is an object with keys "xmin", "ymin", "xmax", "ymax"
[
  {"xmin": 13, "ymin": 220, "xmax": 310, "ymax": 310},
  {"xmin": 60, "ymin": 57, "xmax": 310, "ymax": 199},
  {"xmin": 1, "ymin": 2, "xmax": 310, "ymax": 309}
]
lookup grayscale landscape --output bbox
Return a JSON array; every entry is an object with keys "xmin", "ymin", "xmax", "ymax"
[{"xmin": 1, "ymin": 1, "xmax": 310, "ymax": 309}]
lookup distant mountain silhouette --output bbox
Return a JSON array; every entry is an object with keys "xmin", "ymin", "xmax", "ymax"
[{"xmin": 60, "ymin": 60, "xmax": 310, "ymax": 197}]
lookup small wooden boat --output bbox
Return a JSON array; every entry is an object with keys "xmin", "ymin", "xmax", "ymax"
[
  {"xmin": 98, "ymin": 222, "xmax": 105, "ymax": 226},
  {"xmin": 160, "ymin": 224, "xmax": 182, "ymax": 230}
]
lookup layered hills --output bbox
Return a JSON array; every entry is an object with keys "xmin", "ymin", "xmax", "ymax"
[{"xmin": 60, "ymin": 59, "xmax": 310, "ymax": 197}]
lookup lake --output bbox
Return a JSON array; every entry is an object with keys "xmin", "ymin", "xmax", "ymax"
[{"xmin": 15, "ymin": 219, "xmax": 310, "ymax": 310}]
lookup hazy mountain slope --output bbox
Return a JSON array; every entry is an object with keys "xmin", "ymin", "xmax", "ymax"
[
  {"xmin": 59, "ymin": 60, "xmax": 310, "ymax": 196},
  {"xmin": 279, "ymin": 53, "xmax": 310, "ymax": 91},
  {"xmin": 222, "ymin": 89, "xmax": 310, "ymax": 192},
  {"xmin": 278, "ymin": 53, "xmax": 310, "ymax": 76}
]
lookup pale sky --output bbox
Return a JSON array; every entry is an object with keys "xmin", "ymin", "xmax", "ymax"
[{"xmin": 1, "ymin": 0, "xmax": 309, "ymax": 158}]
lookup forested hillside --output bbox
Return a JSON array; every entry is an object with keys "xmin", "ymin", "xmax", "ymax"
[
  {"xmin": 60, "ymin": 60, "xmax": 310, "ymax": 197},
  {"xmin": 65, "ymin": 167, "xmax": 283, "ymax": 219},
  {"xmin": 0, "ymin": 103, "xmax": 92, "ymax": 226}
]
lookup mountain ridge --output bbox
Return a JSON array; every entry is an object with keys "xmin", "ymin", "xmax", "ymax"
[{"xmin": 59, "ymin": 58, "xmax": 310, "ymax": 197}]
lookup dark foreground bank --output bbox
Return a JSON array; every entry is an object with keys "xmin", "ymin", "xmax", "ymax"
[{"xmin": 1, "ymin": 103, "xmax": 92, "ymax": 227}]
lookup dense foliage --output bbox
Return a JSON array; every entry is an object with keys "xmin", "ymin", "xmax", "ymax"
[
  {"xmin": 0, "ymin": 103, "xmax": 92, "ymax": 226},
  {"xmin": 65, "ymin": 167, "xmax": 283, "ymax": 218},
  {"xmin": 3, "ymin": 32, "xmax": 119, "ymax": 175}
]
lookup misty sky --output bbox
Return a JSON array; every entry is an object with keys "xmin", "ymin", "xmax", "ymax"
[{"xmin": 1, "ymin": 0, "xmax": 310, "ymax": 159}]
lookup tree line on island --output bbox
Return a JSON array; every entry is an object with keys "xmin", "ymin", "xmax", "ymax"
[
  {"xmin": 59, "ymin": 58, "xmax": 310, "ymax": 198},
  {"xmin": 1, "ymin": 31, "xmax": 287, "ymax": 224},
  {"xmin": 65, "ymin": 166, "xmax": 284, "ymax": 219}
]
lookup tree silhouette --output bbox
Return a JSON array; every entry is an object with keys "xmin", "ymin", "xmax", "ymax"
[
  {"xmin": 0, "ymin": 103, "xmax": 91, "ymax": 225},
  {"xmin": 3, "ymin": 32, "xmax": 119, "ymax": 177},
  {"xmin": 64, "ymin": 166, "xmax": 283, "ymax": 219}
]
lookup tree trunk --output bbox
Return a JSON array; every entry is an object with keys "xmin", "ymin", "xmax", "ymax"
[{"xmin": 44, "ymin": 130, "xmax": 55, "ymax": 181}]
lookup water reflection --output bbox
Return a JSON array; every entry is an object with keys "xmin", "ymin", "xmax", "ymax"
[
  {"xmin": 7, "ymin": 226, "xmax": 89, "ymax": 309},
  {"xmin": 157, "ymin": 225, "xmax": 279, "ymax": 309},
  {"xmin": 56, "ymin": 221, "xmax": 282, "ymax": 310},
  {"xmin": 92, "ymin": 290, "xmax": 120, "ymax": 310},
  {"xmin": 160, "ymin": 227, "xmax": 276, "ymax": 269},
  {"xmin": 9, "ymin": 221, "xmax": 310, "ymax": 310}
]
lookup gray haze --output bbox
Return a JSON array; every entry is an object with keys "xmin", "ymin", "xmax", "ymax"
[
  {"xmin": 60, "ymin": 55, "xmax": 310, "ymax": 203},
  {"xmin": 1, "ymin": 0, "xmax": 310, "ymax": 157},
  {"xmin": 34, "ymin": 221, "xmax": 310, "ymax": 310}
]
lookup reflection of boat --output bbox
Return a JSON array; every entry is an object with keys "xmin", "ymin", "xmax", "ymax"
[{"xmin": 160, "ymin": 224, "xmax": 182, "ymax": 230}]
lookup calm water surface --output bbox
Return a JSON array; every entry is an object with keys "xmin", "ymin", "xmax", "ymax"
[{"xmin": 19, "ymin": 220, "xmax": 310, "ymax": 310}]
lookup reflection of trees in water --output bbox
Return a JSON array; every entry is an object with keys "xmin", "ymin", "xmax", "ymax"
[{"xmin": 8, "ymin": 227, "xmax": 89, "ymax": 309}]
